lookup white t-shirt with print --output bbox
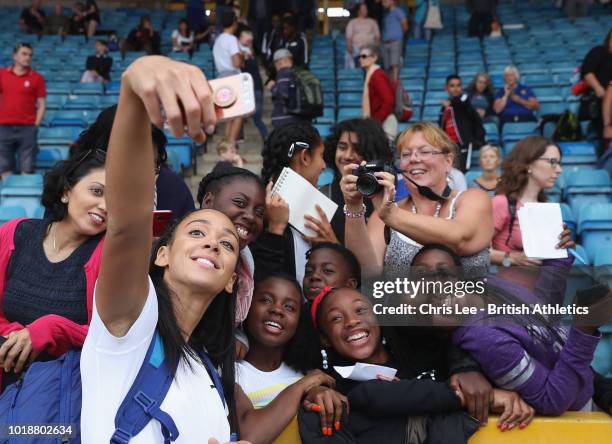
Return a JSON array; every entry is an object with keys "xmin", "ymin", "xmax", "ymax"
[
  {"xmin": 80, "ymin": 278, "xmax": 231, "ymax": 443},
  {"xmin": 236, "ymin": 360, "xmax": 303, "ymax": 409},
  {"xmin": 213, "ymin": 32, "xmax": 240, "ymax": 74},
  {"xmin": 172, "ymin": 29, "xmax": 194, "ymax": 50}
]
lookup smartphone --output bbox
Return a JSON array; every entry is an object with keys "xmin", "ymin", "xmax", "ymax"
[
  {"xmin": 209, "ymin": 72, "xmax": 256, "ymax": 122},
  {"xmin": 153, "ymin": 210, "xmax": 173, "ymax": 237}
]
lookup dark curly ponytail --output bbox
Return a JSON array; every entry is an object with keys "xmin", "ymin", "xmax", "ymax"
[{"xmin": 261, "ymin": 122, "xmax": 322, "ymax": 184}]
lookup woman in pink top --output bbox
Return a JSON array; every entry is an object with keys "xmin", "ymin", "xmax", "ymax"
[
  {"xmin": 345, "ymin": 3, "xmax": 380, "ymax": 68},
  {"xmin": 490, "ymin": 136, "xmax": 567, "ymax": 287}
]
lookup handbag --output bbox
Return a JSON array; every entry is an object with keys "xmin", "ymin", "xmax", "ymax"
[
  {"xmin": 578, "ymin": 89, "xmax": 601, "ymax": 122},
  {"xmin": 424, "ymin": 0, "xmax": 443, "ymax": 30}
]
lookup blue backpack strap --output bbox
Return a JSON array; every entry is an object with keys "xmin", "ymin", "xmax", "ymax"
[
  {"xmin": 197, "ymin": 351, "xmax": 225, "ymax": 408},
  {"xmin": 110, "ymin": 331, "xmax": 179, "ymax": 444}
]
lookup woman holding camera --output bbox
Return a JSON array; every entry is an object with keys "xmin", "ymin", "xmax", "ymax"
[
  {"xmin": 340, "ymin": 122, "xmax": 493, "ymax": 279},
  {"xmin": 321, "ymin": 118, "xmax": 392, "ymax": 245}
]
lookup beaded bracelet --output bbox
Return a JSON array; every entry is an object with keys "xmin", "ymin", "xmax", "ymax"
[{"xmin": 343, "ymin": 204, "xmax": 366, "ymax": 219}]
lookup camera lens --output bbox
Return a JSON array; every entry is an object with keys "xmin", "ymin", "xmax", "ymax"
[{"xmin": 356, "ymin": 173, "xmax": 380, "ymax": 196}]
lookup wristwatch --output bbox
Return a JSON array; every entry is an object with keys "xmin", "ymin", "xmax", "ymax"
[{"xmin": 502, "ymin": 252, "xmax": 512, "ymax": 268}]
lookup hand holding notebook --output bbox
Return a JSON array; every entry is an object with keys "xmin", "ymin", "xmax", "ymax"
[{"xmin": 271, "ymin": 167, "xmax": 338, "ymax": 238}]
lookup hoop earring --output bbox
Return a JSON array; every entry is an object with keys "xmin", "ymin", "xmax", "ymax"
[{"xmin": 321, "ymin": 349, "xmax": 328, "ymax": 370}]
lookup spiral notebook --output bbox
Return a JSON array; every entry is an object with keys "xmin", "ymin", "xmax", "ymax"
[
  {"xmin": 518, "ymin": 202, "xmax": 568, "ymax": 260},
  {"xmin": 271, "ymin": 167, "xmax": 338, "ymax": 237}
]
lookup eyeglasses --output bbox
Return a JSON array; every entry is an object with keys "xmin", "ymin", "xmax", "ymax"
[
  {"xmin": 287, "ymin": 141, "xmax": 310, "ymax": 158},
  {"xmin": 358, "ymin": 54, "xmax": 371, "ymax": 59},
  {"xmin": 537, "ymin": 157, "xmax": 561, "ymax": 167},
  {"xmin": 400, "ymin": 148, "xmax": 445, "ymax": 161}
]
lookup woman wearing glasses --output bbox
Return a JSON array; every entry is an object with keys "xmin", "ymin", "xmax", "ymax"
[
  {"xmin": 490, "ymin": 136, "xmax": 565, "ymax": 283},
  {"xmin": 0, "ymin": 147, "xmax": 106, "ymax": 391},
  {"xmin": 340, "ymin": 122, "xmax": 493, "ymax": 280},
  {"xmin": 359, "ymin": 44, "xmax": 398, "ymax": 141}
]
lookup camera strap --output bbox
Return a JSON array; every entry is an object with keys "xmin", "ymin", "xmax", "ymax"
[{"xmin": 403, "ymin": 175, "xmax": 452, "ymax": 201}]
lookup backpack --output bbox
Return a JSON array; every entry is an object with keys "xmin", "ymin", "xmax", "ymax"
[
  {"xmin": 287, "ymin": 68, "xmax": 324, "ymax": 119},
  {"xmin": 552, "ymin": 110, "xmax": 582, "ymax": 142},
  {"xmin": 392, "ymin": 80, "xmax": 413, "ymax": 122},
  {"xmin": 0, "ymin": 331, "xmax": 225, "ymax": 444}
]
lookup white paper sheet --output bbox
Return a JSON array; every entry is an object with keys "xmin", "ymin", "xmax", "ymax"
[
  {"xmin": 333, "ymin": 363, "xmax": 398, "ymax": 381},
  {"xmin": 518, "ymin": 202, "xmax": 568, "ymax": 260}
]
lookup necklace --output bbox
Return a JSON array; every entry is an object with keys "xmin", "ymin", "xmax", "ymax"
[
  {"xmin": 411, "ymin": 201, "xmax": 442, "ymax": 218},
  {"xmin": 51, "ymin": 223, "xmax": 59, "ymax": 252}
]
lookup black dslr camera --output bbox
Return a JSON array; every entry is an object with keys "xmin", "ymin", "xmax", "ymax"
[{"xmin": 353, "ymin": 161, "xmax": 396, "ymax": 197}]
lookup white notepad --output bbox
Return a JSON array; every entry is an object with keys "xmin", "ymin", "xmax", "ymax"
[
  {"xmin": 271, "ymin": 167, "xmax": 338, "ymax": 237},
  {"xmin": 518, "ymin": 202, "xmax": 568, "ymax": 260}
]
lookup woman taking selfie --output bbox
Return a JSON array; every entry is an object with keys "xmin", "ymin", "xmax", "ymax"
[
  {"xmin": 80, "ymin": 56, "xmax": 247, "ymax": 443},
  {"xmin": 341, "ymin": 122, "xmax": 493, "ymax": 279}
]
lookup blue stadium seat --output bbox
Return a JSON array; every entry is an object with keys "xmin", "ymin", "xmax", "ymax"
[
  {"xmin": 0, "ymin": 206, "xmax": 27, "ymax": 225},
  {"xmin": 317, "ymin": 167, "xmax": 334, "ymax": 188},
  {"xmin": 71, "ymin": 83, "xmax": 104, "ymax": 95},
  {"xmin": 36, "ymin": 147, "xmax": 68, "ymax": 170},
  {"xmin": 2, "ymin": 174, "xmax": 43, "ymax": 189},
  {"xmin": 338, "ymin": 93, "xmax": 362, "ymax": 107},
  {"xmin": 501, "ymin": 122, "xmax": 538, "ymax": 144},
  {"xmin": 50, "ymin": 110, "xmax": 88, "ymax": 127},
  {"xmin": 315, "ymin": 107, "xmax": 335, "ymax": 125},
  {"xmin": 166, "ymin": 145, "xmax": 192, "ymax": 169},
  {"xmin": 314, "ymin": 124, "xmax": 331, "ymax": 138},
  {"xmin": 577, "ymin": 203, "xmax": 612, "ymax": 263},
  {"xmin": 45, "ymin": 95, "xmax": 67, "ymax": 110},
  {"xmin": 33, "ymin": 206, "xmax": 45, "ymax": 219},
  {"xmin": 63, "ymin": 96, "xmax": 100, "ymax": 110},
  {"xmin": 337, "ymin": 80, "xmax": 363, "ymax": 93},
  {"xmin": 46, "ymin": 82, "xmax": 74, "ymax": 95},
  {"xmin": 38, "ymin": 127, "xmax": 79, "ymax": 145},
  {"xmin": 483, "ymin": 122, "xmax": 500, "ymax": 143},
  {"xmin": 560, "ymin": 203, "xmax": 576, "ymax": 239},
  {"xmin": 424, "ymin": 91, "xmax": 448, "ymax": 106},
  {"xmin": 592, "ymin": 338, "xmax": 612, "ymax": 376},
  {"xmin": 105, "ymin": 81, "xmax": 121, "ymax": 94},
  {"xmin": 565, "ymin": 170, "xmax": 612, "ymax": 214},
  {"xmin": 0, "ymin": 189, "xmax": 43, "ymax": 218},
  {"xmin": 464, "ymin": 170, "xmax": 481, "ymax": 185},
  {"xmin": 337, "ymin": 107, "xmax": 361, "ymax": 121}
]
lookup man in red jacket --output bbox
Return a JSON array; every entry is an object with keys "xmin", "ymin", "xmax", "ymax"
[{"xmin": 0, "ymin": 43, "xmax": 46, "ymax": 179}]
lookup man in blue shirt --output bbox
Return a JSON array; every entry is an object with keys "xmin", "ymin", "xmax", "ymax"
[
  {"xmin": 493, "ymin": 65, "xmax": 540, "ymax": 126},
  {"xmin": 382, "ymin": 0, "xmax": 408, "ymax": 81}
]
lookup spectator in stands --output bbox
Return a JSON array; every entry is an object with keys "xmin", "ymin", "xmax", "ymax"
[
  {"xmin": 468, "ymin": 144, "xmax": 500, "ymax": 198},
  {"xmin": 44, "ymin": 2, "xmax": 71, "ymax": 36},
  {"xmin": 254, "ymin": 123, "xmax": 331, "ymax": 282},
  {"xmin": 466, "ymin": 0, "xmax": 495, "ymax": 38},
  {"xmin": 78, "ymin": 0, "xmax": 100, "ymax": 38},
  {"xmin": 381, "ymin": 0, "xmax": 408, "ymax": 82},
  {"xmin": 213, "ymin": 10, "xmax": 243, "ymax": 142},
  {"xmin": 493, "ymin": 65, "xmax": 540, "ymax": 126},
  {"xmin": 580, "ymin": 31, "xmax": 612, "ymax": 149},
  {"xmin": 269, "ymin": 49, "xmax": 306, "ymax": 129},
  {"xmin": 490, "ymin": 136, "xmax": 562, "ymax": 276},
  {"xmin": 69, "ymin": 2, "xmax": 87, "ymax": 35},
  {"xmin": 341, "ymin": 122, "xmax": 493, "ymax": 279},
  {"xmin": 345, "ymin": 3, "xmax": 381, "ymax": 68},
  {"xmin": 280, "ymin": 15, "xmax": 308, "ymax": 69},
  {"xmin": 263, "ymin": 13, "xmax": 283, "ymax": 71},
  {"xmin": 239, "ymin": 29, "xmax": 267, "ymax": 141},
  {"xmin": 19, "ymin": 0, "xmax": 45, "ymax": 34},
  {"xmin": 122, "ymin": 15, "xmax": 161, "ymax": 55},
  {"xmin": 321, "ymin": 118, "xmax": 392, "ymax": 244},
  {"xmin": 438, "ymin": 75, "xmax": 485, "ymax": 172},
  {"xmin": 0, "ymin": 148, "xmax": 106, "ymax": 390},
  {"xmin": 565, "ymin": 0, "xmax": 591, "ymax": 21},
  {"xmin": 171, "ymin": 19, "xmax": 195, "ymax": 53},
  {"xmin": 604, "ymin": 81, "xmax": 612, "ymax": 151},
  {"xmin": 466, "ymin": 72, "xmax": 496, "ymax": 122},
  {"xmin": 81, "ymin": 40, "xmax": 112, "ymax": 84},
  {"xmin": 80, "ymin": 56, "xmax": 240, "ymax": 441},
  {"xmin": 216, "ymin": 139, "xmax": 244, "ymax": 168},
  {"xmin": 0, "ymin": 43, "xmax": 46, "ymax": 180},
  {"xmin": 359, "ymin": 44, "xmax": 397, "ymax": 141}
]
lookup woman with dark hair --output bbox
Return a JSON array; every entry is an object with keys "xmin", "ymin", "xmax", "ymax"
[
  {"xmin": 236, "ymin": 273, "xmax": 346, "ymax": 442},
  {"xmin": 79, "ymin": 56, "xmax": 245, "ymax": 442},
  {"xmin": 321, "ymin": 118, "xmax": 392, "ymax": 244},
  {"xmin": 252, "ymin": 122, "xmax": 333, "ymax": 283},
  {"xmin": 409, "ymin": 244, "xmax": 605, "ymax": 417},
  {"xmin": 172, "ymin": 18, "xmax": 195, "ymax": 53},
  {"xmin": 0, "ymin": 148, "xmax": 106, "ymax": 390},
  {"xmin": 490, "ymin": 136, "xmax": 563, "ymax": 272}
]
